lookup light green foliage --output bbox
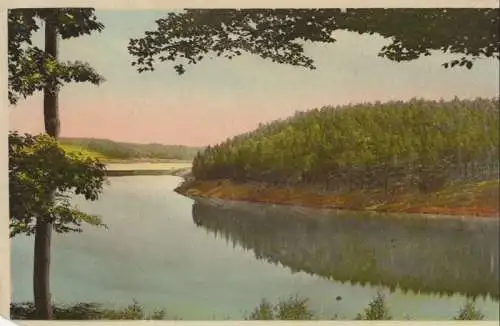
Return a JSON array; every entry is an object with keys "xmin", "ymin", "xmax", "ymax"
[
  {"xmin": 129, "ymin": 9, "xmax": 499, "ymax": 75},
  {"xmin": 9, "ymin": 131, "xmax": 107, "ymax": 237},
  {"xmin": 8, "ymin": 9, "xmax": 105, "ymax": 105},
  {"xmin": 191, "ymin": 98, "xmax": 499, "ymax": 194},
  {"xmin": 453, "ymin": 300, "xmax": 485, "ymax": 320},
  {"xmin": 247, "ymin": 296, "xmax": 315, "ymax": 320},
  {"xmin": 247, "ymin": 299, "xmax": 274, "ymax": 320},
  {"xmin": 59, "ymin": 143, "xmax": 108, "ymax": 160},
  {"xmin": 59, "ymin": 137, "xmax": 204, "ymax": 161},
  {"xmin": 355, "ymin": 292, "xmax": 392, "ymax": 320}
]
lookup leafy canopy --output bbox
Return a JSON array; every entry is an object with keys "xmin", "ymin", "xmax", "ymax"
[
  {"xmin": 8, "ymin": 8, "xmax": 106, "ymax": 105},
  {"xmin": 9, "ymin": 131, "xmax": 107, "ymax": 237},
  {"xmin": 128, "ymin": 8, "xmax": 500, "ymax": 75}
]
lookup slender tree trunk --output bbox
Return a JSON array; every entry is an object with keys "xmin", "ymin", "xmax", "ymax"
[
  {"xmin": 34, "ymin": 15, "xmax": 59, "ymax": 320},
  {"xmin": 383, "ymin": 163, "xmax": 389, "ymax": 195}
]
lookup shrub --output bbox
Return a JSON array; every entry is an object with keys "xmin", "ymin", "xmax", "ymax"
[
  {"xmin": 452, "ymin": 300, "xmax": 485, "ymax": 320},
  {"xmin": 355, "ymin": 292, "xmax": 392, "ymax": 320},
  {"xmin": 247, "ymin": 295, "xmax": 315, "ymax": 320}
]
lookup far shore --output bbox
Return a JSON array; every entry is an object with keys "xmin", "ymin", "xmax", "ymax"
[
  {"xmin": 102, "ymin": 162, "xmax": 499, "ymax": 219},
  {"xmin": 105, "ymin": 161, "xmax": 192, "ymax": 177},
  {"xmin": 175, "ymin": 178, "xmax": 500, "ymax": 218}
]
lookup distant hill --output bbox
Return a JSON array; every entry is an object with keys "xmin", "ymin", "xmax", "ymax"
[{"xmin": 59, "ymin": 137, "xmax": 204, "ymax": 162}]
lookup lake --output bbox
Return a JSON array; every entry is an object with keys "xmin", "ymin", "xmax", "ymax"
[{"xmin": 11, "ymin": 175, "xmax": 500, "ymax": 320}]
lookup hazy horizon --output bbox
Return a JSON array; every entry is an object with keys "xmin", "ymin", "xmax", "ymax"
[
  {"xmin": 58, "ymin": 136, "xmax": 206, "ymax": 148},
  {"xmin": 9, "ymin": 10, "xmax": 500, "ymax": 147}
]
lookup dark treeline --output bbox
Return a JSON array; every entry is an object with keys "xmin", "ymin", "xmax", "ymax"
[
  {"xmin": 60, "ymin": 137, "xmax": 204, "ymax": 160},
  {"xmin": 192, "ymin": 98, "xmax": 499, "ymax": 194},
  {"xmin": 192, "ymin": 198, "xmax": 499, "ymax": 300}
]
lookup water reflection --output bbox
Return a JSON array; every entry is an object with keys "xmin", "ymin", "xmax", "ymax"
[{"xmin": 192, "ymin": 198, "xmax": 499, "ymax": 301}]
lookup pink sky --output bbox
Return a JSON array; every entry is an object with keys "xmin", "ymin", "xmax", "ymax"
[{"xmin": 9, "ymin": 11, "xmax": 500, "ymax": 147}]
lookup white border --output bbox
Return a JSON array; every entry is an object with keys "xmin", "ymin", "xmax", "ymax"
[{"xmin": 1, "ymin": 0, "xmax": 499, "ymax": 325}]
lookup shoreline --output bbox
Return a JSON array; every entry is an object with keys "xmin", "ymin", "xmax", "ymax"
[
  {"xmin": 104, "ymin": 162, "xmax": 192, "ymax": 177},
  {"xmin": 175, "ymin": 178, "xmax": 500, "ymax": 218},
  {"xmin": 103, "ymin": 159, "xmax": 193, "ymax": 164}
]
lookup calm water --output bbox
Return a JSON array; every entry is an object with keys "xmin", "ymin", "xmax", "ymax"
[{"xmin": 11, "ymin": 175, "xmax": 500, "ymax": 320}]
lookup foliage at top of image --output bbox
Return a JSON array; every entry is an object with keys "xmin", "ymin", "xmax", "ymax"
[
  {"xmin": 8, "ymin": 8, "xmax": 105, "ymax": 105},
  {"xmin": 9, "ymin": 131, "xmax": 107, "ymax": 237},
  {"xmin": 129, "ymin": 8, "xmax": 500, "ymax": 75}
]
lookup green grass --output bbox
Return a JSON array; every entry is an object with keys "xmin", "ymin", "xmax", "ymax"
[
  {"xmin": 59, "ymin": 143, "xmax": 108, "ymax": 160},
  {"xmin": 59, "ymin": 137, "xmax": 203, "ymax": 161}
]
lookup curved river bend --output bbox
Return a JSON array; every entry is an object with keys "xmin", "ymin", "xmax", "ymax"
[{"xmin": 11, "ymin": 175, "xmax": 500, "ymax": 320}]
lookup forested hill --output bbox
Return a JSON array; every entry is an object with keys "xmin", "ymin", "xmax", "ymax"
[
  {"xmin": 59, "ymin": 137, "xmax": 204, "ymax": 161},
  {"xmin": 192, "ymin": 98, "xmax": 499, "ymax": 195}
]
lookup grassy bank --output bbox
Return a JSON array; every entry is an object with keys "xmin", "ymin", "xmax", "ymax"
[
  {"xmin": 175, "ymin": 178, "xmax": 499, "ymax": 218},
  {"xmin": 103, "ymin": 162, "xmax": 192, "ymax": 177},
  {"xmin": 59, "ymin": 143, "xmax": 108, "ymax": 160},
  {"xmin": 59, "ymin": 142, "xmax": 194, "ymax": 176},
  {"xmin": 105, "ymin": 167, "xmax": 191, "ymax": 177},
  {"xmin": 60, "ymin": 142, "xmax": 195, "ymax": 164},
  {"xmin": 59, "ymin": 137, "xmax": 202, "ymax": 162}
]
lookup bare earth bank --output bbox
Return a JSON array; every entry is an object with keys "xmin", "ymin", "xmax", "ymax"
[{"xmin": 175, "ymin": 178, "xmax": 500, "ymax": 219}]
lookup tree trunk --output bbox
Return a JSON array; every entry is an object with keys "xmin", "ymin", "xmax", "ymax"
[{"xmin": 33, "ymin": 14, "xmax": 59, "ymax": 320}]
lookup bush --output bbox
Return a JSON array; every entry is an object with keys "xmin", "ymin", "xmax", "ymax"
[
  {"xmin": 247, "ymin": 295, "xmax": 315, "ymax": 320},
  {"xmin": 453, "ymin": 300, "xmax": 485, "ymax": 320},
  {"xmin": 355, "ymin": 292, "xmax": 392, "ymax": 320}
]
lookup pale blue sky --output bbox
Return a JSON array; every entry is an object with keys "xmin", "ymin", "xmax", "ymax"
[{"xmin": 9, "ymin": 10, "xmax": 500, "ymax": 146}]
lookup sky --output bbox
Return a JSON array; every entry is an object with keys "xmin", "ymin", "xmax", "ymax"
[{"xmin": 8, "ymin": 10, "xmax": 500, "ymax": 147}]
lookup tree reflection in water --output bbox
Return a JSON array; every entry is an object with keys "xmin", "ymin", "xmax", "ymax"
[{"xmin": 192, "ymin": 198, "xmax": 499, "ymax": 301}]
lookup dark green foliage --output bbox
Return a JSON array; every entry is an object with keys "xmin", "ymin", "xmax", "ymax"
[
  {"xmin": 247, "ymin": 296, "xmax": 315, "ymax": 320},
  {"xmin": 355, "ymin": 292, "xmax": 392, "ymax": 320},
  {"xmin": 9, "ymin": 131, "xmax": 107, "ymax": 237},
  {"xmin": 129, "ymin": 9, "xmax": 499, "ymax": 74},
  {"xmin": 191, "ymin": 98, "xmax": 499, "ymax": 194},
  {"xmin": 10, "ymin": 301, "xmax": 167, "ymax": 320},
  {"xmin": 8, "ymin": 8, "xmax": 105, "ymax": 105},
  {"xmin": 60, "ymin": 137, "xmax": 204, "ymax": 160},
  {"xmin": 453, "ymin": 300, "xmax": 485, "ymax": 320}
]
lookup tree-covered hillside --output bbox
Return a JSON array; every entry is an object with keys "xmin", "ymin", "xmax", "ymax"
[
  {"xmin": 59, "ymin": 137, "xmax": 203, "ymax": 161},
  {"xmin": 192, "ymin": 98, "xmax": 499, "ymax": 195}
]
